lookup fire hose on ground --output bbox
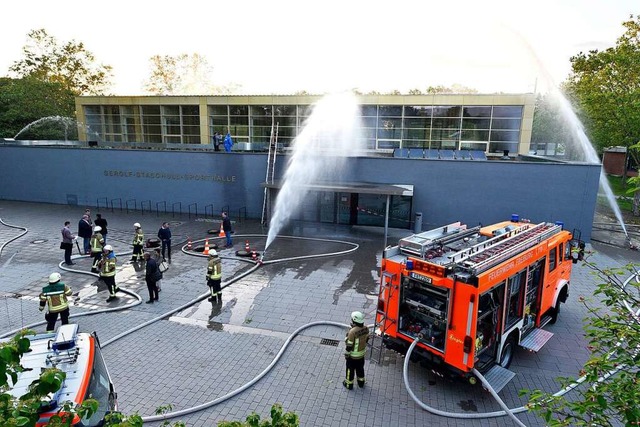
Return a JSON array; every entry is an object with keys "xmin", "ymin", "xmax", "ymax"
[{"xmin": 1, "ymin": 219, "xmax": 637, "ymax": 426}]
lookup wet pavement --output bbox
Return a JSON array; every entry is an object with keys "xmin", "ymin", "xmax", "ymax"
[{"xmin": 1, "ymin": 199, "xmax": 640, "ymax": 426}]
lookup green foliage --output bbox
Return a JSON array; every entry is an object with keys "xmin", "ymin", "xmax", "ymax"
[
  {"xmin": 9, "ymin": 28, "xmax": 112, "ymax": 96},
  {"xmin": 564, "ymin": 15, "xmax": 640, "ymax": 157},
  {"xmin": 525, "ymin": 258, "xmax": 640, "ymax": 426},
  {"xmin": 217, "ymin": 404, "xmax": 299, "ymax": 427},
  {"xmin": 0, "ymin": 77, "xmax": 75, "ymax": 139}
]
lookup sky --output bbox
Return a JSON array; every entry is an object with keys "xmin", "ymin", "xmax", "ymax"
[{"xmin": 0, "ymin": 0, "xmax": 636, "ymax": 96}]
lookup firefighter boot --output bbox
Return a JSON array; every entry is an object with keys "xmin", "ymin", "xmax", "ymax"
[
  {"xmin": 357, "ymin": 378, "xmax": 366, "ymax": 388},
  {"xmin": 342, "ymin": 380, "xmax": 353, "ymax": 390}
]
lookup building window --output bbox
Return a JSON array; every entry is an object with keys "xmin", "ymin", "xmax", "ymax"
[{"xmin": 142, "ymin": 106, "xmax": 162, "ymax": 143}]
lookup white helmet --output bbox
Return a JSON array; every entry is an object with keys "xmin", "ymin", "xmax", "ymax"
[
  {"xmin": 209, "ymin": 249, "xmax": 218, "ymax": 257},
  {"xmin": 351, "ymin": 311, "xmax": 365, "ymax": 325},
  {"xmin": 134, "ymin": 222, "xmax": 141, "ymax": 228},
  {"xmin": 103, "ymin": 244, "xmax": 113, "ymax": 252},
  {"xmin": 49, "ymin": 272, "xmax": 61, "ymax": 284},
  {"xmin": 93, "ymin": 226, "xmax": 102, "ymax": 232}
]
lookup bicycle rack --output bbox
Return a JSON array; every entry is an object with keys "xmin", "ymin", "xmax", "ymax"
[
  {"xmin": 96, "ymin": 197, "xmax": 108, "ymax": 211},
  {"xmin": 126, "ymin": 199, "xmax": 137, "ymax": 214},
  {"xmin": 141, "ymin": 200, "xmax": 152, "ymax": 216},
  {"xmin": 204, "ymin": 204, "xmax": 214, "ymax": 218},
  {"xmin": 156, "ymin": 201, "xmax": 167, "ymax": 217},
  {"xmin": 187, "ymin": 202, "xmax": 198, "ymax": 218},
  {"xmin": 171, "ymin": 202, "xmax": 182, "ymax": 218},
  {"xmin": 110, "ymin": 198, "xmax": 122, "ymax": 213}
]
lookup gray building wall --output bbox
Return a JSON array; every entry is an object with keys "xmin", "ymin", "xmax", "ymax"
[{"xmin": 0, "ymin": 146, "xmax": 599, "ymax": 241}]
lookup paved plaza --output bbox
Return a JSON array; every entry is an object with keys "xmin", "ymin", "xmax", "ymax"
[{"xmin": 1, "ymin": 200, "xmax": 639, "ymax": 426}]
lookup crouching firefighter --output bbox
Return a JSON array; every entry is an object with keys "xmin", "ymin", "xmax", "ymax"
[
  {"xmin": 343, "ymin": 311, "xmax": 369, "ymax": 390},
  {"xmin": 39, "ymin": 272, "xmax": 73, "ymax": 332}
]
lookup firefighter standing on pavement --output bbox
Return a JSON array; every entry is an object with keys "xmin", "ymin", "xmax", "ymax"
[
  {"xmin": 90, "ymin": 226, "xmax": 105, "ymax": 273},
  {"xmin": 131, "ymin": 222, "xmax": 144, "ymax": 262},
  {"xmin": 100, "ymin": 244, "xmax": 119, "ymax": 302},
  {"xmin": 206, "ymin": 250, "xmax": 222, "ymax": 302},
  {"xmin": 343, "ymin": 311, "xmax": 369, "ymax": 390},
  {"xmin": 39, "ymin": 273, "xmax": 73, "ymax": 332}
]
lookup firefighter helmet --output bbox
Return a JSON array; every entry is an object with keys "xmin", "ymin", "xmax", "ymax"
[
  {"xmin": 209, "ymin": 249, "xmax": 218, "ymax": 257},
  {"xmin": 351, "ymin": 311, "xmax": 365, "ymax": 325},
  {"xmin": 49, "ymin": 272, "xmax": 61, "ymax": 284},
  {"xmin": 133, "ymin": 222, "xmax": 141, "ymax": 228},
  {"xmin": 93, "ymin": 226, "xmax": 102, "ymax": 232},
  {"xmin": 103, "ymin": 245, "xmax": 113, "ymax": 252}
]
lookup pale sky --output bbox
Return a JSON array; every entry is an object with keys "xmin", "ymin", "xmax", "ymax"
[{"xmin": 1, "ymin": 0, "xmax": 636, "ymax": 95}]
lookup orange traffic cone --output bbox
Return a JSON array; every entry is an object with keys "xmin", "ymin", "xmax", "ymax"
[
  {"xmin": 203, "ymin": 239, "xmax": 210, "ymax": 255},
  {"xmin": 187, "ymin": 238, "xmax": 192, "ymax": 250},
  {"xmin": 219, "ymin": 223, "xmax": 226, "ymax": 238},
  {"xmin": 245, "ymin": 240, "xmax": 250, "ymax": 252}
]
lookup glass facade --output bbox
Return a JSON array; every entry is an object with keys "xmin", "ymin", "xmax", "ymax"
[
  {"xmin": 84, "ymin": 104, "xmax": 201, "ymax": 144},
  {"xmin": 81, "ymin": 99, "xmax": 526, "ymax": 154}
]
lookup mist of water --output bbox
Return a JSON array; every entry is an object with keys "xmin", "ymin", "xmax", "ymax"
[
  {"xmin": 507, "ymin": 27, "xmax": 629, "ymax": 239},
  {"xmin": 14, "ymin": 116, "xmax": 76, "ymax": 139},
  {"xmin": 547, "ymin": 89, "xmax": 629, "ymax": 238},
  {"xmin": 265, "ymin": 92, "xmax": 364, "ymax": 250}
]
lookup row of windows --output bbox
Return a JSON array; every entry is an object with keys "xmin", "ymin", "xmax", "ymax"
[{"xmin": 83, "ymin": 104, "xmax": 524, "ymax": 152}]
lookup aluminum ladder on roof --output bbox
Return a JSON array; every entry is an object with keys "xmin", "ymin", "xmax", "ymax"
[
  {"xmin": 260, "ymin": 121, "xmax": 279, "ymax": 226},
  {"xmin": 457, "ymin": 223, "xmax": 562, "ymax": 275},
  {"xmin": 369, "ymin": 271, "xmax": 396, "ymax": 364}
]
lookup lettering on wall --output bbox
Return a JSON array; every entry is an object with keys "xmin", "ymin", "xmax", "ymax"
[{"xmin": 103, "ymin": 170, "xmax": 236, "ymax": 182}]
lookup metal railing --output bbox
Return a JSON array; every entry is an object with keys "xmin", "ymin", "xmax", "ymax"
[
  {"xmin": 110, "ymin": 198, "xmax": 122, "ymax": 212},
  {"xmin": 141, "ymin": 200, "xmax": 152, "ymax": 216},
  {"xmin": 171, "ymin": 202, "xmax": 182, "ymax": 217},
  {"xmin": 125, "ymin": 199, "xmax": 136, "ymax": 214},
  {"xmin": 96, "ymin": 197, "xmax": 108, "ymax": 211},
  {"xmin": 187, "ymin": 202, "xmax": 198, "ymax": 218}
]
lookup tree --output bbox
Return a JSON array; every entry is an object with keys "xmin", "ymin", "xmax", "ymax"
[
  {"xmin": 565, "ymin": 15, "xmax": 640, "ymax": 213},
  {"xmin": 9, "ymin": 29, "xmax": 112, "ymax": 96},
  {"xmin": 218, "ymin": 404, "xmax": 299, "ymax": 427},
  {"xmin": 0, "ymin": 77, "xmax": 76, "ymax": 139},
  {"xmin": 525, "ymin": 258, "xmax": 640, "ymax": 426},
  {"xmin": 144, "ymin": 53, "xmax": 236, "ymax": 95}
]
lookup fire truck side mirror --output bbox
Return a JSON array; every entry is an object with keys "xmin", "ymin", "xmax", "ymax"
[{"xmin": 570, "ymin": 240, "xmax": 585, "ymax": 264}]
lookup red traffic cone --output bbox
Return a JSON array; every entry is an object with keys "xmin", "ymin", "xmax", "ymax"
[
  {"xmin": 245, "ymin": 240, "xmax": 250, "ymax": 252},
  {"xmin": 203, "ymin": 239, "xmax": 210, "ymax": 255},
  {"xmin": 187, "ymin": 238, "xmax": 192, "ymax": 250},
  {"xmin": 251, "ymin": 251, "xmax": 258, "ymax": 261}
]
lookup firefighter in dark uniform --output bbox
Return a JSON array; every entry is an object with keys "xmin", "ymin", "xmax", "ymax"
[
  {"xmin": 206, "ymin": 250, "xmax": 222, "ymax": 302},
  {"xmin": 343, "ymin": 311, "xmax": 369, "ymax": 390},
  {"xmin": 90, "ymin": 226, "xmax": 105, "ymax": 273},
  {"xmin": 100, "ymin": 244, "xmax": 119, "ymax": 302},
  {"xmin": 131, "ymin": 222, "xmax": 145, "ymax": 262},
  {"xmin": 39, "ymin": 272, "xmax": 73, "ymax": 332}
]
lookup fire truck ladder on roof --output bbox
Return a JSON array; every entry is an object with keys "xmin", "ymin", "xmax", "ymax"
[
  {"xmin": 456, "ymin": 222, "xmax": 562, "ymax": 275},
  {"xmin": 369, "ymin": 271, "xmax": 396, "ymax": 364},
  {"xmin": 261, "ymin": 121, "xmax": 279, "ymax": 226}
]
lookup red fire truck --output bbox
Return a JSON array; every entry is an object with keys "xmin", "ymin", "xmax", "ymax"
[
  {"xmin": 375, "ymin": 215, "xmax": 583, "ymax": 388},
  {"xmin": 5, "ymin": 324, "xmax": 118, "ymax": 426}
]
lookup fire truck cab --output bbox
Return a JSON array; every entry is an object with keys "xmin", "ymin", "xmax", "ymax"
[
  {"xmin": 376, "ymin": 215, "xmax": 582, "ymax": 390},
  {"xmin": 6, "ymin": 324, "xmax": 117, "ymax": 426}
]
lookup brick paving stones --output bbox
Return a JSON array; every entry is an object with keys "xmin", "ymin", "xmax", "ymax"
[{"xmin": 2, "ymin": 199, "xmax": 640, "ymax": 426}]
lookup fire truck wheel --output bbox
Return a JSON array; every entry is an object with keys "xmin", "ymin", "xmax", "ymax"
[
  {"xmin": 499, "ymin": 336, "xmax": 516, "ymax": 369},
  {"xmin": 549, "ymin": 302, "xmax": 561, "ymax": 324}
]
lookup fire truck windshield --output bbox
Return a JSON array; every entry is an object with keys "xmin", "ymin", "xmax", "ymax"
[{"xmin": 78, "ymin": 343, "xmax": 114, "ymax": 426}]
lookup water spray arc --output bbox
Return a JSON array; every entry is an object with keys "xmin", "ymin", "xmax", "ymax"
[{"xmin": 264, "ymin": 92, "xmax": 365, "ymax": 251}]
